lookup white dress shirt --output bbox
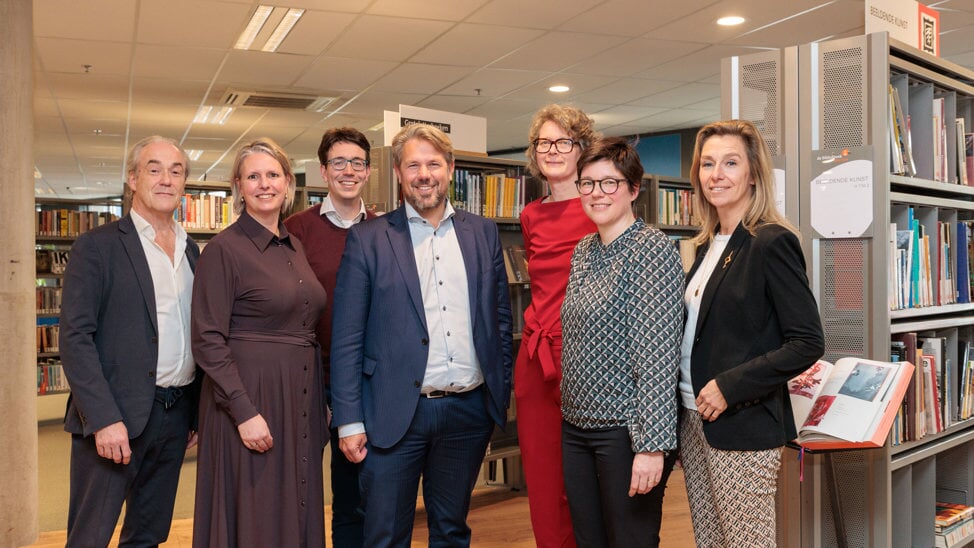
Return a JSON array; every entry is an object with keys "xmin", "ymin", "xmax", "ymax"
[
  {"xmin": 130, "ymin": 209, "xmax": 196, "ymax": 388},
  {"xmin": 320, "ymin": 195, "xmax": 367, "ymax": 229}
]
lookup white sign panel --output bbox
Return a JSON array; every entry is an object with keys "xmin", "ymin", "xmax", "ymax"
[
  {"xmin": 810, "ymin": 148, "xmax": 874, "ymax": 238},
  {"xmin": 383, "ymin": 105, "xmax": 487, "ymax": 154},
  {"xmin": 865, "ymin": 0, "xmax": 940, "ymax": 56}
]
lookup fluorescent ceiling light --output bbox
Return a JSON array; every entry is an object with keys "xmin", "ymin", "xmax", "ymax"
[
  {"xmin": 549, "ymin": 85, "xmax": 570, "ymax": 93},
  {"xmin": 367, "ymin": 122, "xmax": 384, "ymax": 132},
  {"xmin": 261, "ymin": 8, "xmax": 305, "ymax": 52},
  {"xmin": 193, "ymin": 106, "xmax": 233, "ymax": 125},
  {"xmin": 235, "ymin": 5, "xmax": 273, "ymax": 50},
  {"xmin": 186, "ymin": 149, "xmax": 204, "ymax": 161},
  {"xmin": 717, "ymin": 16, "xmax": 746, "ymax": 26},
  {"xmin": 193, "ymin": 106, "xmax": 213, "ymax": 124},
  {"xmin": 212, "ymin": 107, "xmax": 234, "ymax": 125}
]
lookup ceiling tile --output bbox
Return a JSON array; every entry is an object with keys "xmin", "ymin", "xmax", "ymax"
[
  {"xmin": 137, "ymin": 0, "xmax": 250, "ymax": 48},
  {"xmin": 572, "ymin": 78, "xmax": 685, "ymax": 105},
  {"xmin": 367, "ymin": 0, "xmax": 489, "ymax": 20},
  {"xmin": 467, "ymin": 0, "xmax": 602, "ymax": 28},
  {"xmin": 218, "ymin": 50, "xmax": 317, "ymax": 90},
  {"xmin": 439, "ymin": 69, "xmax": 552, "ymax": 98},
  {"xmin": 410, "ymin": 24, "xmax": 544, "ymax": 66},
  {"xmin": 567, "ymin": 38, "xmax": 709, "ymax": 77},
  {"xmin": 337, "ymin": 91, "xmax": 431, "ymax": 116},
  {"xmin": 627, "ymin": 82, "xmax": 722, "ymax": 108},
  {"xmin": 275, "ymin": 11, "xmax": 359, "ymax": 56},
  {"xmin": 505, "ymin": 73, "xmax": 617, "ymax": 101},
  {"xmin": 416, "ymin": 95, "xmax": 492, "ymax": 114},
  {"xmin": 35, "ymin": 38, "xmax": 132, "ymax": 75},
  {"xmin": 489, "ymin": 31, "xmax": 629, "ymax": 72},
  {"xmin": 294, "ymin": 57, "xmax": 399, "ymax": 92},
  {"xmin": 132, "ymin": 78, "xmax": 211, "ymax": 105},
  {"xmin": 324, "ymin": 15, "xmax": 454, "ymax": 62},
  {"xmin": 44, "ymin": 73, "xmax": 130, "ymax": 102},
  {"xmin": 636, "ymin": 45, "xmax": 764, "ymax": 82},
  {"xmin": 33, "ymin": 0, "xmax": 136, "ymax": 40},
  {"xmin": 589, "ymin": 105, "xmax": 668, "ymax": 127},
  {"xmin": 373, "ymin": 63, "xmax": 476, "ymax": 94},
  {"xmin": 133, "ymin": 45, "xmax": 227, "ymax": 81}
]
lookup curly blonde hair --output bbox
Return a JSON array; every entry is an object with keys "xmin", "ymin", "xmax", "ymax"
[{"xmin": 525, "ymin": 104, "xmax": 598, "ymax": 181}]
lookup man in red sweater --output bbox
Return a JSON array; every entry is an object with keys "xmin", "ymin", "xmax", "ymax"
[{"xmin": 284, "ymin": 127, "xmax": 377, "ymax": 548}]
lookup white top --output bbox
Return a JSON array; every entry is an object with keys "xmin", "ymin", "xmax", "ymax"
[
  {"xmin": 404, "ymin": 201, "xmax": 484, "ymax": 393},
  {"xmin": 678, "ymin": 234, "xmax": 731, "ymax": 409},
  {"xmin": 130, "ymin": 209, "xmax": 196, "ymax": 388},
  {"xmin": 319, "ymin": 195, "xmax": 367, "ymax": 229}
]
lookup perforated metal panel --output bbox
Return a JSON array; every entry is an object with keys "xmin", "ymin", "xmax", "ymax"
[
  {"xmin": 821, "ymin": 451, "xmax": 871, "ymax": 547},
  {"xmin": 740, "ymin": 59, "xmax": 782, "ymax": 155},
  {"xmin": 820, "ymin": 239, "xmax": 868, "ymax": 361},
  {"xmin": 821, "ymin": 45, "xmax": 866, "ymax": 149}
]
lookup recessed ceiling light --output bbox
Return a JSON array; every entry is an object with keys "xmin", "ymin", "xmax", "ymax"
[
  {"xmin": 261, "ymin": 8, "xmax": 304, "ymax": 52},
  {"xmin": 367, "ymin": 122, "xmax": 384, "ymax": 132},
  {"xmin": 549, "ymin": 85, "xmax": 570, "ymax": 93},
  {"xmin": 717, "ymin": 16, "xmax": 746, "ymax": 26},
  {"xmin": 186, "ymin": 149, "xmax": 204, "ymax": 161}
]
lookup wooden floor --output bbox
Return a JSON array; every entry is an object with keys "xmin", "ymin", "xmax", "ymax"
[{"xmin": 27, "ymin": 469, "xmax": 694, "ymax": 547}]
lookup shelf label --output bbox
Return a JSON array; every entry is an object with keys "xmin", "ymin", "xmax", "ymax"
[
  {"xmin": 809, "ymin": 147, "xmax": 874, "ymax": 238},
  {"xmin": 865, "ymin": 0, "xmax": 940, "ymax": 56},
  {"xmin": 383, "ymin": 105, "xmax": 487, "ymax": 154}
]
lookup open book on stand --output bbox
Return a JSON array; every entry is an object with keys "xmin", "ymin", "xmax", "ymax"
[{"xmin": 788, "ymin": 358, "xmax": 915, "ymax": 450}]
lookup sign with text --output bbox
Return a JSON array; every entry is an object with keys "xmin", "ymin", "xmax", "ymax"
[
  {"xmin": 383, "ymin": 105, "xmax": 487, "ymax": 154},
  {"xmin": 865, "ymin": 0, "xmax": 940, "ymax": 56},
  {"xmin": 809, "ymin": 147, "xmax": 874, "ymax": 238}
]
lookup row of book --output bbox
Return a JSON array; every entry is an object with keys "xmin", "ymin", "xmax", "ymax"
[
  {"xmin": 37, "ymin": 323, "xmax": 59, "ymax": 354},
  {"xmin": 174, "ymin": 192, "xmax": 235, "ymax": 230},
  {"xmin": 657, "ymin": 188, "xmax": 695, "ymax": 227},
  {"xmin": 936, "ymin": 502, "xmax": 974, "ymax": 548},
  {"xmin": 888, "ymin": 212, "xmax": 974, "ymax": 311},
  {"xmin": 35, "ymin": 209, "xmax": 118, "ymax": 238},
  {"xmin": 37, "ymin": 358, "xmax": 69, "ymax": 395},
  {"xmin": 37, "ymin": 285, "xmax": 62, "ymax": 315},
  {"xmin": 889, "ymin": 333, "xmax": 974, "ymax": 445},
  {"xmin": 888, "ymin": 80, "xmax": 974, "ymax": 185},
  {"xmin": 451, "ymin": 169, "xmax": 528, "ymax": 219}
]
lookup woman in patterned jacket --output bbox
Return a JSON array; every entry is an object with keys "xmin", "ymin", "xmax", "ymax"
[{"xmin": 560, "ymin": 137, "xmax": 684, "ymax": 548}]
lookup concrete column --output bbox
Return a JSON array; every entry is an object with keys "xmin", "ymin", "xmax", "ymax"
[{"xmin": 0, "ymin": 0, "xmax": 39, "ymax": 545}]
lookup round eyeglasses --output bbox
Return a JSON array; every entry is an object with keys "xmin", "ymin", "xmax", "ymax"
[
  {"xmin": 533, "ymin": 138, "xmax": 578, "ymax": 154},
  {"xmin": 576, "ymin": 178, "xmax": 623, "ymax": 195},
  {"xmin": 327, "ymin": 157, "xmax": 369, "ymax": 171}
]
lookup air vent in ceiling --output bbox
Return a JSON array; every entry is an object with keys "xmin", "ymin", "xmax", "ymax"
[{"xmin": 219, "ymin": 90, "xmax": 336, "ymax": 112}]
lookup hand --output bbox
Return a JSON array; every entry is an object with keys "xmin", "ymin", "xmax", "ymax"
[
  {"xmin": 695, "ymin": 379, "xmax": 728, "ymax": 422},
  {"xmin": 629, "ymin": 451, "xmax": 664, "ymax": 497},
  {"xmin": 186, "ymin": 430, "xmax": 199, "ymax": 450},
  {"xmin": 238, "ymin": 414, "xmax": 273, "ymax": 453},
  {"xmin": 94, "ymin": 421, "xmax": 131, "ymax": 464},
  {"xmin": 340, "ymin": 433, "xmax": 368, "ymax": 463}
]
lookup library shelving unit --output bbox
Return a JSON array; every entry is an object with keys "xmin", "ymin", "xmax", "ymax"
[
  {"xmin": 791, "ymin": 32, "xmax": 974, "ymax": 547},
  {"xmin": 34, "ymin": 198, "xmax": 123, "ymax": 399},
  {"xmin": 173, "ymin": 180, "xmax": 234, "ymax": 240}
]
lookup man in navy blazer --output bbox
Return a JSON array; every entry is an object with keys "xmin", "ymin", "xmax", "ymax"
[
  {"xmin": 331, "ymin": 124, "xmax": 513, "ymax": 547},
  {"xmin": 60, "ymin": 136, "xmax": 200, "ymax": 547}
]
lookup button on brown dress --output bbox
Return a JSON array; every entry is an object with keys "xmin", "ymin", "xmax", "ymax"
[{"xmin": 191, "ymin": 210, "xmax": 328, "ymax": 547}]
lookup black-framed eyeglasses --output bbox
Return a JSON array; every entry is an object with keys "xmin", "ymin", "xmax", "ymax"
[
  {"xmin": 576, "ymin": 178, "xmax": 623, "ymax": 195},
  {"xmin": 533, "ymin": 138, "xmax": 578, "ymax": 154},
  {"xmin": 326, "ymin": 157, "xmax": 369, "ymax": 171}
]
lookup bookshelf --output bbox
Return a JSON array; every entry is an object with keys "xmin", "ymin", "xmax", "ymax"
[
  {"xmin": 789, "ymin": 32, "xmax": 974, "ymax": 547},
  {"xmin": 34, "ymin": 198, "xmax": 122, "ymax": 398}
]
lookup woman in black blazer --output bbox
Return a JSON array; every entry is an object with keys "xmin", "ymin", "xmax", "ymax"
[{"xmin": 677, "ymin": 120, "xmax": 824, "ymax": 547}]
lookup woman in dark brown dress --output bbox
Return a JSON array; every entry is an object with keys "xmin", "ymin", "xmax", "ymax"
[{"xmin": 191, "ymin": 138, "xmax": 328, "ymax": 547}]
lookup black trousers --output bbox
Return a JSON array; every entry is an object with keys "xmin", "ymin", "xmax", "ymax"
[
  {"xmin": 66, "ymin": 386, "xmax": 193, "ymax": 548},
  {"xmin": 561, "ymin": 421, "xmax": 676, "ymax": 548}
]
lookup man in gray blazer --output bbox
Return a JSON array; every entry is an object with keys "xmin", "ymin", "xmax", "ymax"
[{"xmin": 60, "ymin": 136, "xmax": 200, "ymax": 547}]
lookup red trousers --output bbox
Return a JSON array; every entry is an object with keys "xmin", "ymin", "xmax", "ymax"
[{"xmin": 515, "ymin": 340, "xmax": 576, "ymax": 548}]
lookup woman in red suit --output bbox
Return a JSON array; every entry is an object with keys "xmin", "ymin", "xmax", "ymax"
[{"xmin": 517, "ymin": 104, "xmax": 599, "ymax": 547}]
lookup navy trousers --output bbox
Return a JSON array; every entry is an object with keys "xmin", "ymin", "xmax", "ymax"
[
  {"xmin": 330, "ymin": 420, "xmax": 364, "ymax": 547},
  {"xmin": 66, "ymin": 386, "xmax": 192, "ymax": 548},
  {"xmin": 358, "ymin": 387, "xmax": 493, "ymax": 548}
]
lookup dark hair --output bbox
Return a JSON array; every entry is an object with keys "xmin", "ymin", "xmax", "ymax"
[
  {"xmin": 317, "ymin": 127, "xmax": 371, "ymax": 165},
  {"xmin": 576, "ymin": 137, "xmax": 643, "ymax": 194}
]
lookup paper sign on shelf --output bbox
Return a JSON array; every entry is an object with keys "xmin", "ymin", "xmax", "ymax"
[
  {"xmin": 383, "ymin": 105, "xmax": 487, "ymax": 154},
  {"xmin": 809, "ymin": 147, "xmax": 874, "ymax": 238},
  {"xmin": 865, "ymin": 0, "xmax": 940, "ymax": 56}
]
